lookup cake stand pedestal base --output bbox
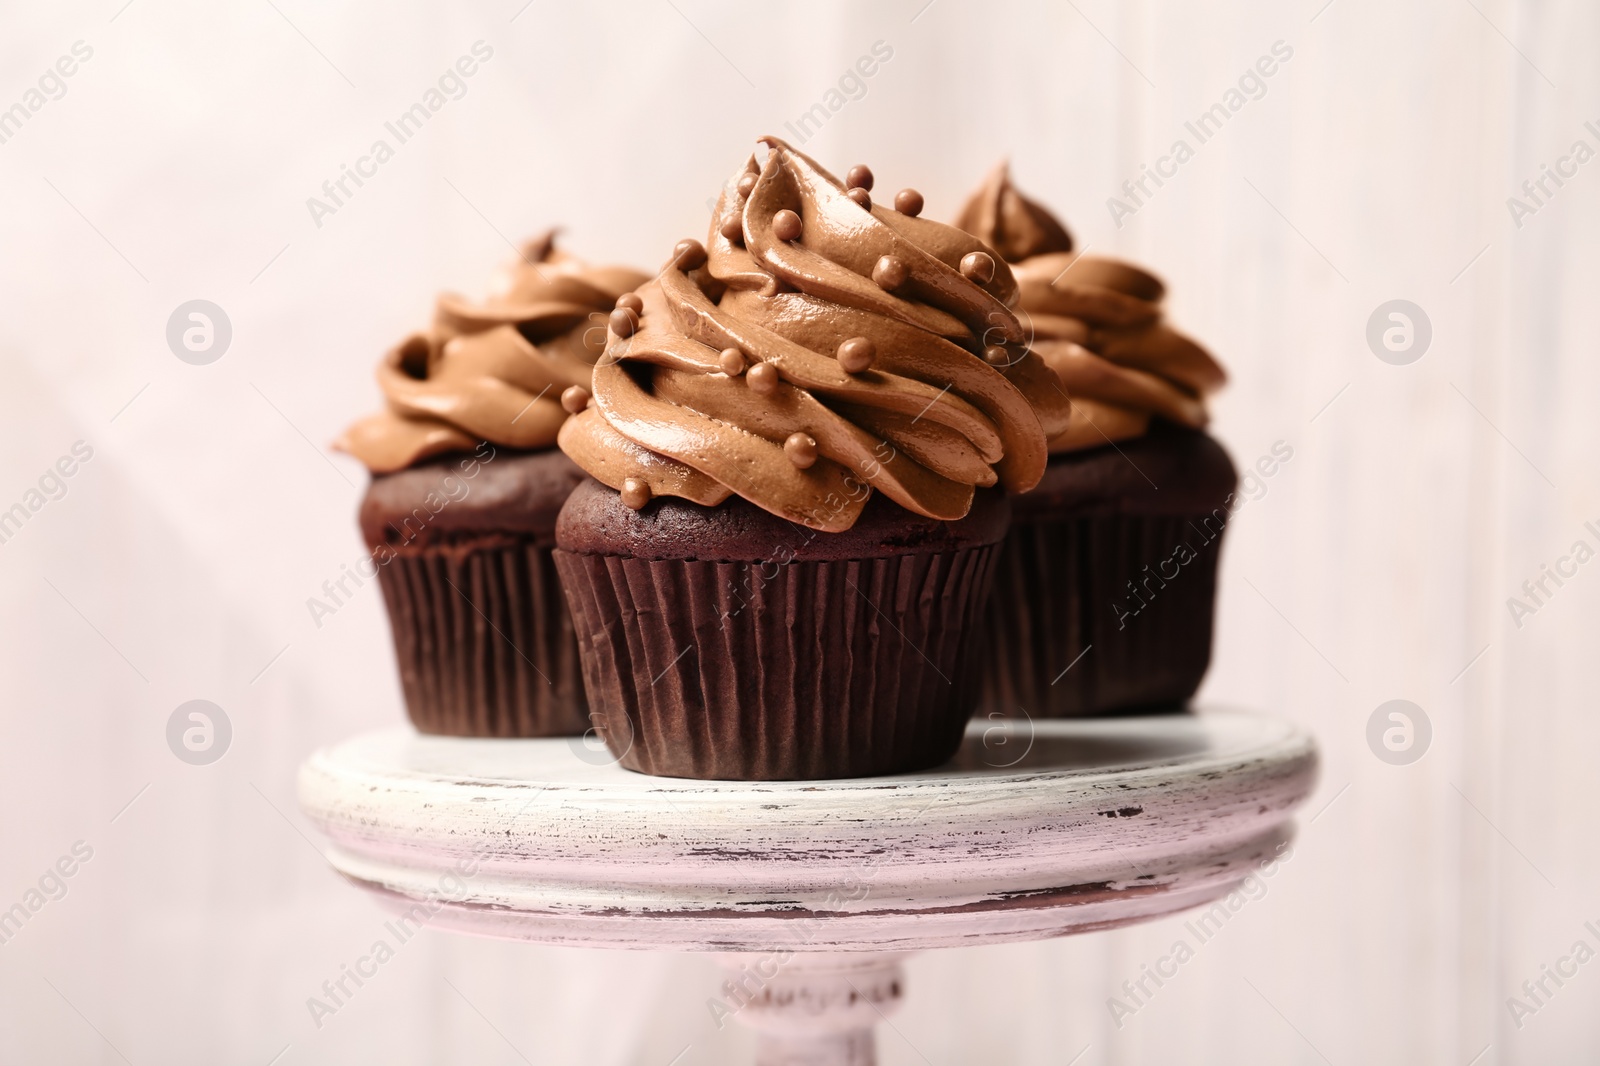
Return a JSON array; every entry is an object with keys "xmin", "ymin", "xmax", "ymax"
[{"xmin": 717, "ymin": 952, "xmax": 905, "ymax": 1066}]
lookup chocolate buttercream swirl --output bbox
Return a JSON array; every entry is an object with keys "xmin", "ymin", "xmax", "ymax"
[
  {"xmin": 337, "ymin": 232, "xmax": 650, "ymax": 473},
  {"xmin": 558, "ymin": 139, "xmax": 1072, "ymax": 533},
  {"xmin": 953, "ymin": 160, "xmax": 1075, "ymax": 261},
  {"xmin": 955, "ymin": 163, "xmax": 1226, "ymax": 453}
]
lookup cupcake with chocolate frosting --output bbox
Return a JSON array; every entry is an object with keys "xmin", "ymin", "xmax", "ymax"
[
  {"xmin": 954, "ymin": 163, "xmax": 1236, "ymax": 718},
  {"xmin": 554, "ymin": 138, "xmax": 1070, "ymax": 780},
  {"xmin": 338, "ymin": 232, "xmax": 649, "ymax": 737}
]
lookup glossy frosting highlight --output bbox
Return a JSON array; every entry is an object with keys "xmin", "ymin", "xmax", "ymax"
[
  {"xmin": 955, "ymin": 163, "xmax": 1225, "ymax": 453},
  {"xmin": 338, "ymin": 232, "xmax": 650, "ymax": 473},
  {"xmin": 559, "ymin": 138, "xmax": 1071, "ymax": 532}
]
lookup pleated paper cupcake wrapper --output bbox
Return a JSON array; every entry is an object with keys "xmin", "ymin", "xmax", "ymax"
[
  {"xmin": 979, "ymin": 513, "xmax": 1223, "ymax": 719},
  {"xmin": 553, "ymin": 546, "xmax": 999, "ymax": 780},
  {"xmin": 376, "ymin": 538, "xmax": 591, "ymax": 737}
]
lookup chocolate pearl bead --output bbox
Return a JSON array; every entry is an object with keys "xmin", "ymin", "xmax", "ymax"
[
  {"xmin": 609, "ymin": 306, "xmax": 639, "ymax": 337},
  {"xmin": 673, "ymin": 238, "xmax": 707, "ymax": 271},
  {"xmin": 773, "ymin": 209, "xmax": 803, "ymax": 241},
  {"xmin": 983, "ymin": 345, "xmax": 1011, "ymax": 367},
  {"xmin": 720, "ymin": 213, "xmax": 743, "ymax": 242},
  {"xmin": 837, "ymin": 336, "xmax": 876, "ymax": 373},
  {"xmin": 960, "ymin": 251, "xmax": 996, "ymax": 284},
  {"xmin": 737, "ymin": 172, "xmax": 758, "ymax": 198},
  {"xmin": 894, "ymin": 188, "xmax": 924, "ymax": 217},
  {"xmin": 846, "ymin": 187, "xmax": 871, "ymax": 210},
  {"xmin": 560, "ymin": 385, "xmax": 590, "ymax": 414},
  {"xmin": 846, "ymin": 165, "xmax": 874, "ymax": 191},
  {"xmin": 746, "ymin": 362, "xmax": 779, "ymax": 395},
  {"xmin": 719, "ymin": 347, "xmax": 746, "ymax": 376},
  {"xmin": 620, "ymin": 477, "xmax": 651, "ymax": 510},
  {"xmin": 615, "ymin": 292, "xmax": 644, "ymax": 314},
  {"xmin": 784, "ymin": 432, "xmax": 818, "ymax": 469},
  {"xmin": 872, "ymin": 254, "xmax": 908, "ymax": 290}
]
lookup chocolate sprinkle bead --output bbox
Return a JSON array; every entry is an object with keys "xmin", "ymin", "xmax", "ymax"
[
  {"xmin": 846, "ymin": 164, "xmax": 874, "ymax": 191},
  {"xmin": 872, "ymin": 255, "xmax": 908, "ymax": 290},
  {"xmin": 737, "ymin": 172, "xmax": 758, "ymax": 198},
  {"xmin": 719, "ymin": 347, "xmax": 746, "ymax": 376},
  {"xmin": 720, "ymin": 213, "xmax": 743, "ymax": 242},
  {"xmin": 837, "ymin": 336, "xmax": 876, "ymax": 373},
  {"xmin": 746, "ymin": 362, "xmax": 779, "ymax": 395},
  {"xmin": 983, "ymin": 345, "xmax": 1011, "ymax": 367},
  {"xmin": 615, "ymin": 292, "xmax": 644, "ymax": 314},
  {"xmin": 560, "ymin": 385, "xmax": 590, "ymax": 414},
  {"xmin": 609, "ymin": 306, "xmax": 639, "ymax": 337},
  {"xmin": 773, "ymin": 209, "xmax": 803, "ymax": 241},
  {"xmin": 784, "ymin": 432, "xmax": 818, "ymax": 469},
  {"xmin": 894, "ymin": 188, "xmax": 924, "ymax": 217},
  {"xmin": 673, "ymin": 238, "xmax": 708, "ymax": 271},
  {"xmin": 620, "ymin": 477, "xmax": 651, "ymax": 510},
  {"xmin": 960, "ymin": 250, "xmax": 996, "ymax": 284},
  {"xmin": 846, "ymin": 187, "xmax": 872, "ymax": 210}
]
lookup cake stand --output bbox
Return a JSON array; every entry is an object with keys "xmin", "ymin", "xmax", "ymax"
[{"xmin": 298, "ymin": 706, "xmax": 1316, "ymax": 1065}]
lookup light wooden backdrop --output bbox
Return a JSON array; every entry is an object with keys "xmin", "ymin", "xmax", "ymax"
[{"xmin": 1, "ymin": 1, "xmax": 1596, "ymax": 1062}]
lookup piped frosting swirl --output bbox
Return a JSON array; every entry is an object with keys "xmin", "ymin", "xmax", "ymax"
[
  {"xmin": 558, "ymin": 138, "xmax": 1071, "ymax": 533},
  {"xmin": 337, "ymin": 232, "xmax": 650, "ymax": 474},
  {"xmin": 955, "ymin": 163, "xmax": 1225, "ymax": 452}
]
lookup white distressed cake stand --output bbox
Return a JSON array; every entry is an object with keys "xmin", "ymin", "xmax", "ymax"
[{"xmin": 298, "ymin": 706, "xmax": 1316, "ymax": 1065}]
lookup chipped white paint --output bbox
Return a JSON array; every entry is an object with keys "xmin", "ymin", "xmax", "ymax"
[
  {"xmin": 298, "ymin": 707, "xmax": 1315, "ymax": 951},
  {"xmin": 298, "ymin": 706, "xmax": 1314, "ymax": 1064}
]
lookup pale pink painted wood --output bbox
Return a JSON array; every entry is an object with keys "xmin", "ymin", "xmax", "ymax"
[
  {"xmin": 297, "ymin": 708, "xmax": 1314, "ymax": 952},
  {"xmin": 298, "ymin": 708, "xmax": 1314, "ymax": 1065}
]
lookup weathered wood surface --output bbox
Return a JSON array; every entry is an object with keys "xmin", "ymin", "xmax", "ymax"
[{"xmin": 297, "ymin": 706, "xmax": 1316, "ymax": 953}]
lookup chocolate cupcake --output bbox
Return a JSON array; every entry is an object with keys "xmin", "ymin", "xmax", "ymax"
[
  {"xmin": 554, "ymin": 139, "xmax": 1070, "ymax": 780},
  {"xmin": 337, "ymin": 233, "xmax": 650, "ymax": 736},
  {"xmin": 953, "ymin": 164, "xmax": 1235, "ymax": 718}
]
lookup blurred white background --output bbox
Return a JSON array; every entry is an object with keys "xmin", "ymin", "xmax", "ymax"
[{"xmin": 2, "ymin": 0, "xmax": 1598, "ymax": 1062}]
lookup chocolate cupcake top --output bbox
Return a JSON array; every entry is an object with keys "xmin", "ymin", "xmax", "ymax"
[
  {"xmin": 557, "ymin": 138, "xmax": 1071, "ymax": 533},
  {"xmin": 337, "ymin": 232, "xmax": 651, "ymax": 474},
  {"xmin": 954, "ymin": 163, "xmax": 1226, "ymax": 453}
]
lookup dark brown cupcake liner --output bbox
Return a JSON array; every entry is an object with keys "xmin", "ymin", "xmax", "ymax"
[
  {"xmin": 979, "ymin": 512, "xmax": 1224, "ymax": 718},
  {"xmin": 375, "ymin": 535, "xmax": 590, "ymax": 736},
  {"xmin": 553, "ymin": 545, "xmax": 999, "ymax": 780}
]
